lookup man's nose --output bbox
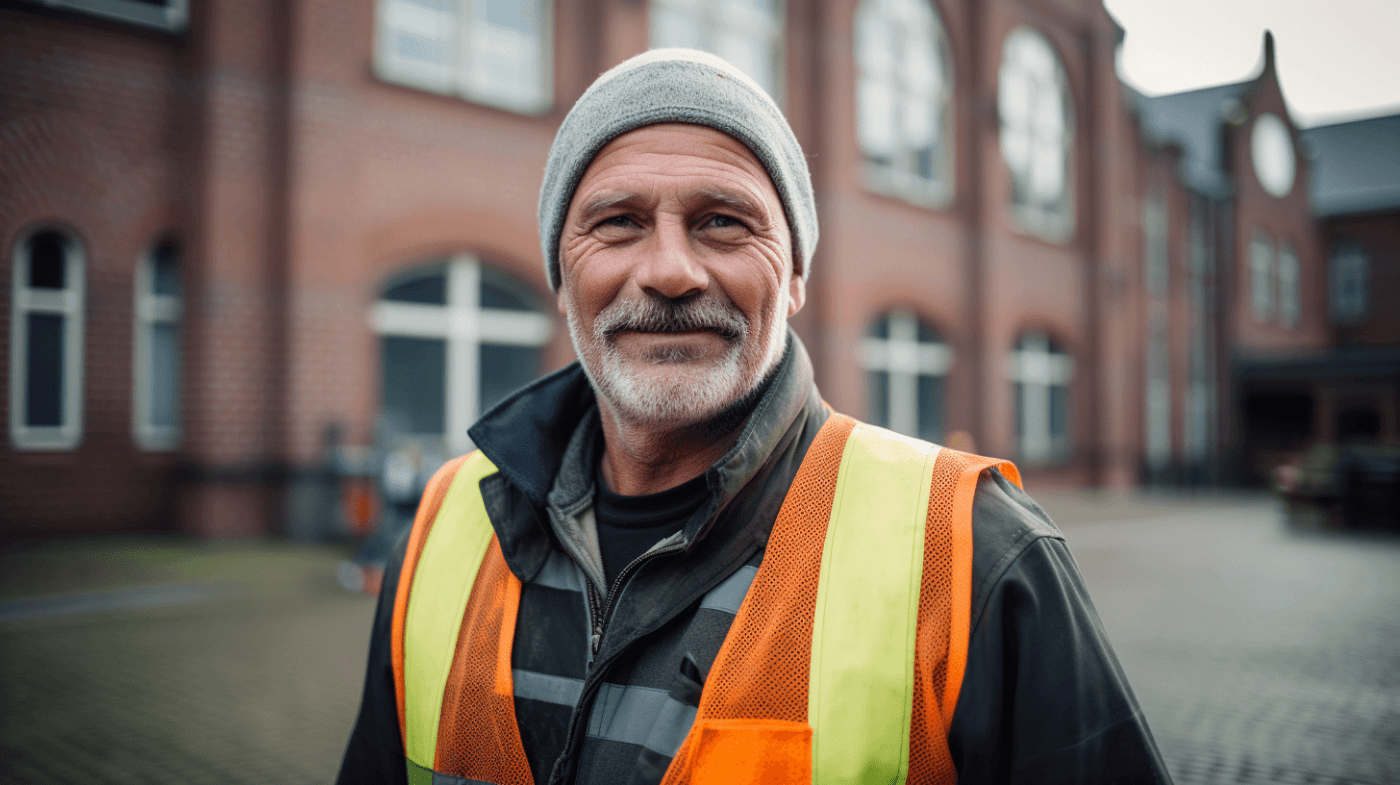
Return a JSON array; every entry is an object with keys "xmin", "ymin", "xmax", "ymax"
[{"xmin": 634, "ymin": 215, "xmax": 709, "ymax": 300}]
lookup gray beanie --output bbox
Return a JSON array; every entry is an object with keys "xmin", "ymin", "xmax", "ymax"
[{"xmin": 538, "ymin": 48, "xmax": 818, "ymax": 291}]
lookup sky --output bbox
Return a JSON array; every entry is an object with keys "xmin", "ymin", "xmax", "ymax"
[{"xmin": 1102, "ymin": 0, "xmax": 1400, "ymax": 127}]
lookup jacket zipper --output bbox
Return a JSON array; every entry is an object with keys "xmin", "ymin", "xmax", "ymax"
[{"xmin": 549, "ymin": 541, "xmax": 686, "ymax": 785}]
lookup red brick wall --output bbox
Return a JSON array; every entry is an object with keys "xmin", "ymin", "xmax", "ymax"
[
  {"xmin": 0, "ymin": 9, "xmax": 185, "ymax": 537},
  {"xmin": 0, "ymin": 0, "xmax": 1350, "ymax": 537}
]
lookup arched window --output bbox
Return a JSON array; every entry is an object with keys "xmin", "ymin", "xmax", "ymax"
[
  {"xmin": 375, "ymin": 0, "xmax": 552, "ymax": 113},
  {"xmin": 1250, "ymin": 231, "xmax": 1274, "ymax": 321},
  {"xmin": 860, "ymin": 312, "xmax": 951, "ymax": 442},
  {"xmin": 998, "ymin": 27, "xmax": 1073, "ymax": 239},
  {"xmin": 1008, "ymin": 333, "xmax": 1072, "ymax": 464},
  {"xmin": 650, "ymin": 0, "xmax": 784, "ymax": 101},
  {"xmin": 10, "ymin": 230, "xmax": 85, "ymax": 450},
  {"xmin": 1277, "ymin": 241, "xmax": 1300, "ymax": 328},
  {"xmin": 371, "ymin": 255, "xmax": 553, "ymax": 456},
  {"xmin": 133, "ymin": 241, "xmax": 182, "ymax": 450},
  {"xmin": 1329, "ymin": 240, "xmax": 1370, "ymax": 324},
  {"xmin": 855, "ymin": 0, "xmax": 953, "ymax": 206}
]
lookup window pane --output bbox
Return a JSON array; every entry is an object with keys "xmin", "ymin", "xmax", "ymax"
[
  {"xmin": 381, "ymin": 336, "xmax": 447, "ymax": 434},
  {"xmin": 480, "ymin": 266, "xmax": 541, "ymax": 311},
  {"xmin": 152, "ymin": 242, "xmax": 180, "ymax": 296},
  {"xmin": 866, "ymin": 370, "xmax": 890, "ymax": 428},
  {"xmin": 29, "ymin": 233, "xmax": 66, "ymax": 290},
  {"xmin": 1049, "ymin": 382, "xmax": 1068, "ymax": 443},
  {"xmin": 383, "ymin": 269, "xmax": 448, "ymax": 304},
  {"xmin": 25, "ymin": 313, "xmax": 64, "ymax": 427},
  {"xmin": 916, "ymin": 373, "xmax": 944, "ymax": 444},
  {"xmin": 150, "ymin": 322, "xmax": 180, "ymax": 428},
  {"xmin": 479, "ymin": 343, "xmax": 541, "ymax": 414}
]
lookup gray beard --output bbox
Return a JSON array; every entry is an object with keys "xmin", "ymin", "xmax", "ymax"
[{"xmin": 564, "ymin": 290, "xmax": 788, "ymax": 429}]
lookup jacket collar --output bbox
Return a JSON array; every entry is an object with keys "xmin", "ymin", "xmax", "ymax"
[{"xmin": 468, "ymin": 327, "xmax": 818, "ymax": 585}]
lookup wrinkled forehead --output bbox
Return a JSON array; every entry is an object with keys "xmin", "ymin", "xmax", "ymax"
[{"xmin": 569, "ymin": 123, "xmax": 782, "ymax": 209}]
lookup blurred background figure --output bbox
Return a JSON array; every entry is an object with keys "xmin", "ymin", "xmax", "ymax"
[{"xmin": 0, "ymin": 0, "xmax": 1397, "ymax": 782}]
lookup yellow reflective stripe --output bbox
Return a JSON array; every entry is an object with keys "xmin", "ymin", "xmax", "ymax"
[
  {"xmin": 403, "ymin": 451, "xmax": 499, "ymax": 770},
  {"xmin": 808, "ymin": 424, "xmax": 939, "ymax": 785}
]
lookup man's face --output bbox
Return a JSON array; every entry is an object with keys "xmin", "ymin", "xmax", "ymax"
[{"xmin": 558, "ymin": 123, "xmax": 806, "ymax": 428}]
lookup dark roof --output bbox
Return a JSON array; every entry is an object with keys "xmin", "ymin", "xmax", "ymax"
[
  {"xmin": 1301, "ymin": 114, "xmax": 1400, "ymax": 217},
  {"xmin": 1133, "ymin": 81, "xmax": 1250, "ymax": 198}
]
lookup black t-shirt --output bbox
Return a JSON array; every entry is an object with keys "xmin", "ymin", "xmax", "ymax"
[{"xmin": 592, "ymin": 464, "xmax": 707, "ymax": 588}]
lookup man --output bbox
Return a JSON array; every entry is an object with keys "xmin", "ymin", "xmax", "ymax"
[{"xmin": 339, "ymin": 49, "xmax": 1171, "ymax": 785}]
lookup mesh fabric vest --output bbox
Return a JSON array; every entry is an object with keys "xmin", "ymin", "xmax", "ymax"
[{"xmin": 391, "ymin": 413, "xmax": 1021, "ymax": 784}]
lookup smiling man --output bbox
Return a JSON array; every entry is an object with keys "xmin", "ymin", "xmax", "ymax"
[{"xmin": 338, "ymin": 50, "xmax": 1171, "ymax": 785}]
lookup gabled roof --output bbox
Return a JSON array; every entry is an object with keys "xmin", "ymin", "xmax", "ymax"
[
  {"xmin": 1132, "ymin": 81, "xmax": 1249, "ymax": 198},
  {"xmin": 1301, "ymin": 114, "xmax": 1400, "ymax": 217}
]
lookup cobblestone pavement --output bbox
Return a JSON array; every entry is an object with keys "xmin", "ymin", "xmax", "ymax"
[
  {"xmin": 0, "ymin": 537, "xmax": 377, "ymax": 784},
  {"xmin": 1046, "ymin": 493, "xmax": 1400, "ymax": 785},
  {"xmin": 0, "ymin": 494, "xmax": 1396, "ymax": 784}
]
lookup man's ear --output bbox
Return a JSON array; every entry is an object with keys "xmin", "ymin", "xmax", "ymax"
[{"xmin": 787, "ymin": 269, "xmax": 806, "ymax": 317}]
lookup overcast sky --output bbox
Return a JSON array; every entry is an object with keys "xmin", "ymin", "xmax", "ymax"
[{"xmin": 1102, "ymin": 0, "xmax": 1400, "ymax": 127}]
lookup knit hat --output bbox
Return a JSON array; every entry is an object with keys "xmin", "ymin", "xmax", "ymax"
[{"xmin": 538, "ymin": 48, "xmax": 818, "ymax": 291}]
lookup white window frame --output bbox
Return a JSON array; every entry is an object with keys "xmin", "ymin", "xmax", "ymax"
[
  {"xmin": 859, "ymin": 311, "xmax": 952, "ymax": 439},
  {"xmin": 370, "ymin": 254, "xmax": 553, "ymax": 456},
  {"xmin": 998, "ymin": 26, "xmax": 1075, "ymax": 242},
  {"xmin": 854, "ymin": 0, "xmax": 954, "ymax": 207},
  {"xmin": 1250, "ymin": 231, "xmax": 1274, "ymax": 322},
  {"xmin": 10, "ymin": 231, "xmax": 85, "ymax": 451},
  {"xmin": 1007, "ymin": 334, "xmax": 1073, "ymax": 465},
  {"xmin": 375, "ymin": 0, "xmax": 554, "ymax": 115},
  {"xmin": 1277, "ymin": 240, "xmax": 1300, "ymax": 329},
  {"xmin": 11, "ymin": 0, "xmax": 187, "ymax": 32},
  {"xmin": 132, "ymin": 245, "xmax": 182, "ymax": 451},
  {"xmin": 649, "ymin": 0, "xmax": 786, "ymax": 104},
  {"xmin": 1329, "ymin": 240, "xmax": 1371, "ymax": 324}
]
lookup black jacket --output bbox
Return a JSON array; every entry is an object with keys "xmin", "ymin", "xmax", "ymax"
[{"xmin": 338, "ymin": 332, "xmax": 1172, "ymax": 785}]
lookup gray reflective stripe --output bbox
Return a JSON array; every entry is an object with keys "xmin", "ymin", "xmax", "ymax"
[
  {"xmin": 513, "ymin": 669, "xmax": 585, "ymax": 707},
  {"xmin": 530, "ymin": 550, "xmax": 586, "ymax": 593},
  {"xmin": 698, "ymin": 564, "xmax": 758, "ymax": 616},
  {"xmin": 587, "ymin": 682, "xmax": 699, "ymax": 758},
  {"xmin": 433, "ymin": 773, "xmax": 495, "ymax": 785},
  {"xmin": 406, "ymin": 757, "xmax": 495, "ymax": 785}
]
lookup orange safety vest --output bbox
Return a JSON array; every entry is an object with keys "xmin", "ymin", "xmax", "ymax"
[{"xmin": 391, "ymin": 413, "xmax": 1020, "ymax": 784}]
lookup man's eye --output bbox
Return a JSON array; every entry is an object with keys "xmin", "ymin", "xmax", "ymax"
[
  {"xmin": 598, "ymin": 215, "xmax": 636, "ymax": 230},
  {"xmin": 706, "ymin": 214, "xmax": 745, "ymax": 230}
]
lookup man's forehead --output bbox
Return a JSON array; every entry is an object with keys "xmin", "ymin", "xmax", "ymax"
[{"xmin": 572, "ymin": 124, "xmax": 779, "ymax": 207}]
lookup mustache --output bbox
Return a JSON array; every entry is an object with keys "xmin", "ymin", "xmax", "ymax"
[{"xmin": 595, "ymin": 294, "xmax": 748, "ymax": 342}]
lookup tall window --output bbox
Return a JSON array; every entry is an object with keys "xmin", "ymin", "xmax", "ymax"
[
  {"xmin": 371, "ymin": 255, "xmax": 553, "ymax": 456},
  {"xmin": 10, "ymin": 231, "xmax": 85, "ymax": 450},
  {"xmin": 1330, "ymin": 240, "xmax": 1370, "ymax": 324},
  {"xmin": 855, "ymin": 0, "xmax": 953, "ymax": 206},
  {"xmin": 1185, "ymin": 202, "xmax": 1215, "ymax": 465},
  {"xmin": 1143, "ymin": 188, "xmax": 1168, "ymax": 297},
  {"xmin": 1277, "ymin": 241, "xmax": 1300, "ymax": 328},
  {"xmin": 998, "ymin": 27, "xmax": 1074, "ymax": 240},
  {"xmin": 650, "ymin": 0, "xmax": 784, "ymax": 101},
  {"xmin": 376, "ymin": 0, "xmax": 552, "ymax": 113},
  {"xmin": 1008, "ymin": 333, "xmax": 1072, "ymax": 465},
  {"xmin": 860, "ymin": 312, "xmax": 951, "ymax": 443},
  {"xmin": 1250, "ymin": 231, "xmax": 1274, "ymax": 321},
  {"xmin": 133, "ymin": 241, "xmax": 182, "ymax": 450},
  {"xmin": 1144, "ymin": 313, "xmax": 1171, "ymax": 470}
]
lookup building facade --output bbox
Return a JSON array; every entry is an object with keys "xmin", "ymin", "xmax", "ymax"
[{"xmin": 2, "ymin": 0, "xmax": 1394, "ymax": 538}]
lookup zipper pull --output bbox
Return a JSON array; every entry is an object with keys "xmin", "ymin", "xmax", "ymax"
[{"xmin": 591, "ymin": 624, "xmax": 602, "ymax": 654}]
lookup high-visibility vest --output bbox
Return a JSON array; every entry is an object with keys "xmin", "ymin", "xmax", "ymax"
[{"xmin": 391, "ymin": 413, "xmax": 1020, "ymax": 785}]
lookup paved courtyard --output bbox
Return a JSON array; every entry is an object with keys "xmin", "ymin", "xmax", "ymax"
[{"xmin": 0, "ymin": 492, "xmax": 1396, "ymax": 784}]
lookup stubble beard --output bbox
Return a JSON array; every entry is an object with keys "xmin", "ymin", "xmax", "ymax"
[{"xmin": 564, "ymin": 287, "xmax": 788, "ymax": 430}]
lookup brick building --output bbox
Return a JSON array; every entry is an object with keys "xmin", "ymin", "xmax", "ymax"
[{"xmin": 2, "ymin": 0, "xmax": 1395, "ymax": 538}]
